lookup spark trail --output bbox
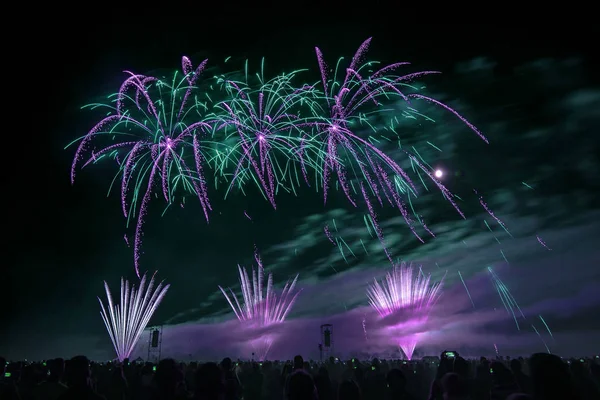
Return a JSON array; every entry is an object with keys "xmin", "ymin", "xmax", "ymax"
[{"xmin": 98, "ymin": 272, "xmax": 170, "ymax": 361}]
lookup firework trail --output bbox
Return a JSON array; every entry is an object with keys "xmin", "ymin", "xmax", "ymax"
[
  {"xmin": 69, "ymin": 56, "xmax": 212, "ymax": 277},
  {"xmin": 531, "ymin": 324, "xmax": 551, "ymax": 353},
  {"xmin": 488, "ymin": 267, "xmax": 526, "ymax": 330},
  {"xmin": 537, "ymin": 235, "xmax": 552, "ymax": 250},
  {"xmin": 539, "ymin": 315, "xmax": 554, "ymax": 339},
  {"xmin": 98, "ymin": 272, "xmax": 170, "ymax": 361},
  {"xmin": 324, "ymin": 224, "xmax": 336, "ymax": 245},
  {"xmin": 458, "ymin": 270, "xmax": 475, "ymax": 308},
  {"xmin": 367, "ymin": 262, "xmax": 444, "ymax": 360},
  {"xmin": 219, "ymin": 257, "xmax": 301, "ymax": 360}
]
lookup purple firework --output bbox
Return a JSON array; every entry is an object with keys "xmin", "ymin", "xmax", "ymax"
[
  {"xmin": 367, "ymin": 262, "xmax": 443, "ymax": 360},
  {"xmin": 219, "ymin": 255, "xmax": 301, "ymax": 359},
  {"xmin": 70, "ymin": 56, "xmax": 212, "ymax": 277},
  {"xmin": 99, "ymin": 272, "xmax": 170, "ymax": 362},
  {"xmin": 313, "ymin": 38, "xmax": 488, "ymax": 261}
]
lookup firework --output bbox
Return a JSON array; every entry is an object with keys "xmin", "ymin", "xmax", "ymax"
[
  {"xmin": 367, "ymin": 262, "xmax": 443, "ymax": 359},
  {"xmin": 209, "ymin": 64, "xmax": 322, "ymax": 206},
  {"xmin": 71, "ymin": 39, "xmax": 490, "ymax": 276},
  {"xmin": 219, "ymin": 255, "xmax": 301, "ymax": 359},
  {"xmin": 310, "ymin": 38, "xmax": 488, "ymax": 260},
  {"xmin": 488, "ymin": 267, "xmax": 525, "ymax": 329},
  {"xmin": 69, "ymin": 56, "xmax": 212, "ymax": 277},
  {"xmin": 98, "ymin": 272, "xmax": 170, "ymax": 361}
]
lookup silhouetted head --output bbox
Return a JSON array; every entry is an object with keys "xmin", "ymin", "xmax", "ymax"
[
  {"xmin": 510, "ymin": 359, "xmax": 522, "ymax": 373},
  {"xmin": 386, "ymin": 368, "xmax": 406, "ymax": 392},
  {"xmin": 112, "ymin": 364, "xmax": 125, "ymax": 380},
  {"xmin": 338, "ymin": 379, "xmax": 361, "ymax": 400},
  {"xmin": 293, "ymin": 355, "xmax": 304, "ymax": 370},
  {"xmin": 220, "ymin": 357, "xmax": 232, "ymax": 372},
  {"xmin": 454, "ymin": 357, "xmax": 469, "ymax": 378},
  {"xmin": 0, "ymin": 357, "xmax": 5, "ymax": 375},
  {"xmin": 288, "ymin": 370, "xmax": 316, "ymax": 400},
  {"xmin": 65, "ymin": 355, "xmax": 91, "ymax": 386},
  {"xmin": 154, "ymin": 358, "xmax": 183, "ymax": 394},
  {"xmin": 529, "ymin": 353, "xmax": 575, "ymax": 400},
  {"xmin": 441, "ymin": 372, "xmax": 469, "ymax": 400},
  {"xmin": 490, "ymin": 361, "xmax": 513, "ymax": 383},
  {"xmin": 195, "ymin": 362, "xmax": 224, "ymax": 397}
]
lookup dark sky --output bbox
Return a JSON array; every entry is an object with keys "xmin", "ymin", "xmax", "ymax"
[{"xmin": 4, "ymin": 19, "xmax": 600, "ymax": 360}]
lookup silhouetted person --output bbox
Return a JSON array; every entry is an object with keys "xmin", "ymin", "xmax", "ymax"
[
  {"xmin": 283, "ymin": 355, "xmax": 306, "ymax": 398},
  {"xmin": 473, "ymin": 362, "xmax": 492, "ymax": 400},
  {"xmin": 314, "ymin": 367, "xmax": 333, "ymax": 400},
  {"xmin": 244, "ymin": 363, "xmax": 263, "ymax": 400},
  {"xmin": 219, "ymin": 358, "xmax": 239, "ymax": 400},
  {"xmin": 510, "ymin": 359, "xmax": 531, "ymax": 394},
  {"xmin": 441, "ymin": 373, "xmax": 469, "ymax": 400},
  {"xmin": 105, "ymin": 364, "xmax": 128, "ymax": 400},
  {"xmin": 490, "ymin": 361, "xmax": 518, "ymax": 400},
  {"xmin": 0, "ymin": 357, "xmax": 20, "ymax": 400},
  {"xmin": 570, "ymin": 360, "xmax": 600, "ymax": 400},
  {"xmin": 286, "ymin": 370, "xmax": 316, "ymax": 400},
  {"xmin": 19, "ymin": 364, "xmax": 38, "ymax": 400},
  {"xmin": 194, "ymin": 362, "xmax": 224, "ymax": 400},
  {"xmin": 338, "ymin": 379, "xmax": 361, "ymax": 400},
  {"xmin": 387, "ymin": 368, "xmax": 415, "ymax": 400},
  {"xmin": 454, "ymin": 358, "xmax": 470, "ymax": 379},
  {"xmin": 152, "ymin": 358, "xmax": 186, "ymax": 400},
  {"xmin": 58, "ymin": 356, "xmax": 105, "ymax": 400},
  {"xmin": 33, "ymin": 358, "xmax": 68, "ymax": 400},
  {"xmin": 138, "ymin": 363, "xmax": 154, "ymax": 400},
  {"xmin": 529, "ymin": 353, "xmax": 579, "ymax": 400},
  {"xmin": 293, "ymin": 355, "xmax": 304, "ymax": 371}
]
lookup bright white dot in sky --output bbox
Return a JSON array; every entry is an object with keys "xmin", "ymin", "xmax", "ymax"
[{"xmin": 434, "ymin": 169, "xmax": 443, "ymax": 178}]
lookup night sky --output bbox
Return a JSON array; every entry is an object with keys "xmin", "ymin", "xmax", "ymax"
[{"xmin": 4, "ymin": 20, "xmax": 600, "ymax": 361}]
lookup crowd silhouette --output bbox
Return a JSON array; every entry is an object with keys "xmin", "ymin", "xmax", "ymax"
[{"xmin": 0, "ymin": 352, "xmax": 598, "ymax": 400}]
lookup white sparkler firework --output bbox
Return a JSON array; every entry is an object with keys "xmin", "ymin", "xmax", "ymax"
[
  {"xmin": 99, "ymin": 272, "xmax": 170, "ymax": 361},
  {"xmin": 219, "ymin": 263, "xmax": 301, "ymax": 359},
  {"xmin": 367, "ymin": 262, "xmax": 443, "ymax": 360}
]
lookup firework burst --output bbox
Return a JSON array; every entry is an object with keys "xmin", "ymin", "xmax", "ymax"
[
  {"xmin": 367, "ymin": 262, "xmax": 443, "ymax": 359},
  {"xmin": 311, "ymin": 37, "xmax": 488, "ymax": 260},
  {"xmin": 98, "ymin": 272, "xmax": 170, "ymax": 361},
  {"xmin": 71, "ymin": 39, "xmax": 491, "ymax": 277},
  {"xmin": 219, "ymin": 255, "xmax": 301, "ymax": 359},
  {"xmin": 209, "ymin": 63, "xmax": 322, "ymax": 206},
  {"xmin": 69, "ymin": 56, "xmax": 212, "ymax": 277}
]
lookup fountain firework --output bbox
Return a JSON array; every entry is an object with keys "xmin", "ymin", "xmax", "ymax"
[
  {"xmin": 99, "ymin": 272, "xmax": 170, "ymax": 361},
  {"xmin": 219, "ymin": 255, "xmax": 301, "ymax": 360},
  {"xmin": 367, "ymin": 263, "xmax": 443, "ymax": 360}
]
